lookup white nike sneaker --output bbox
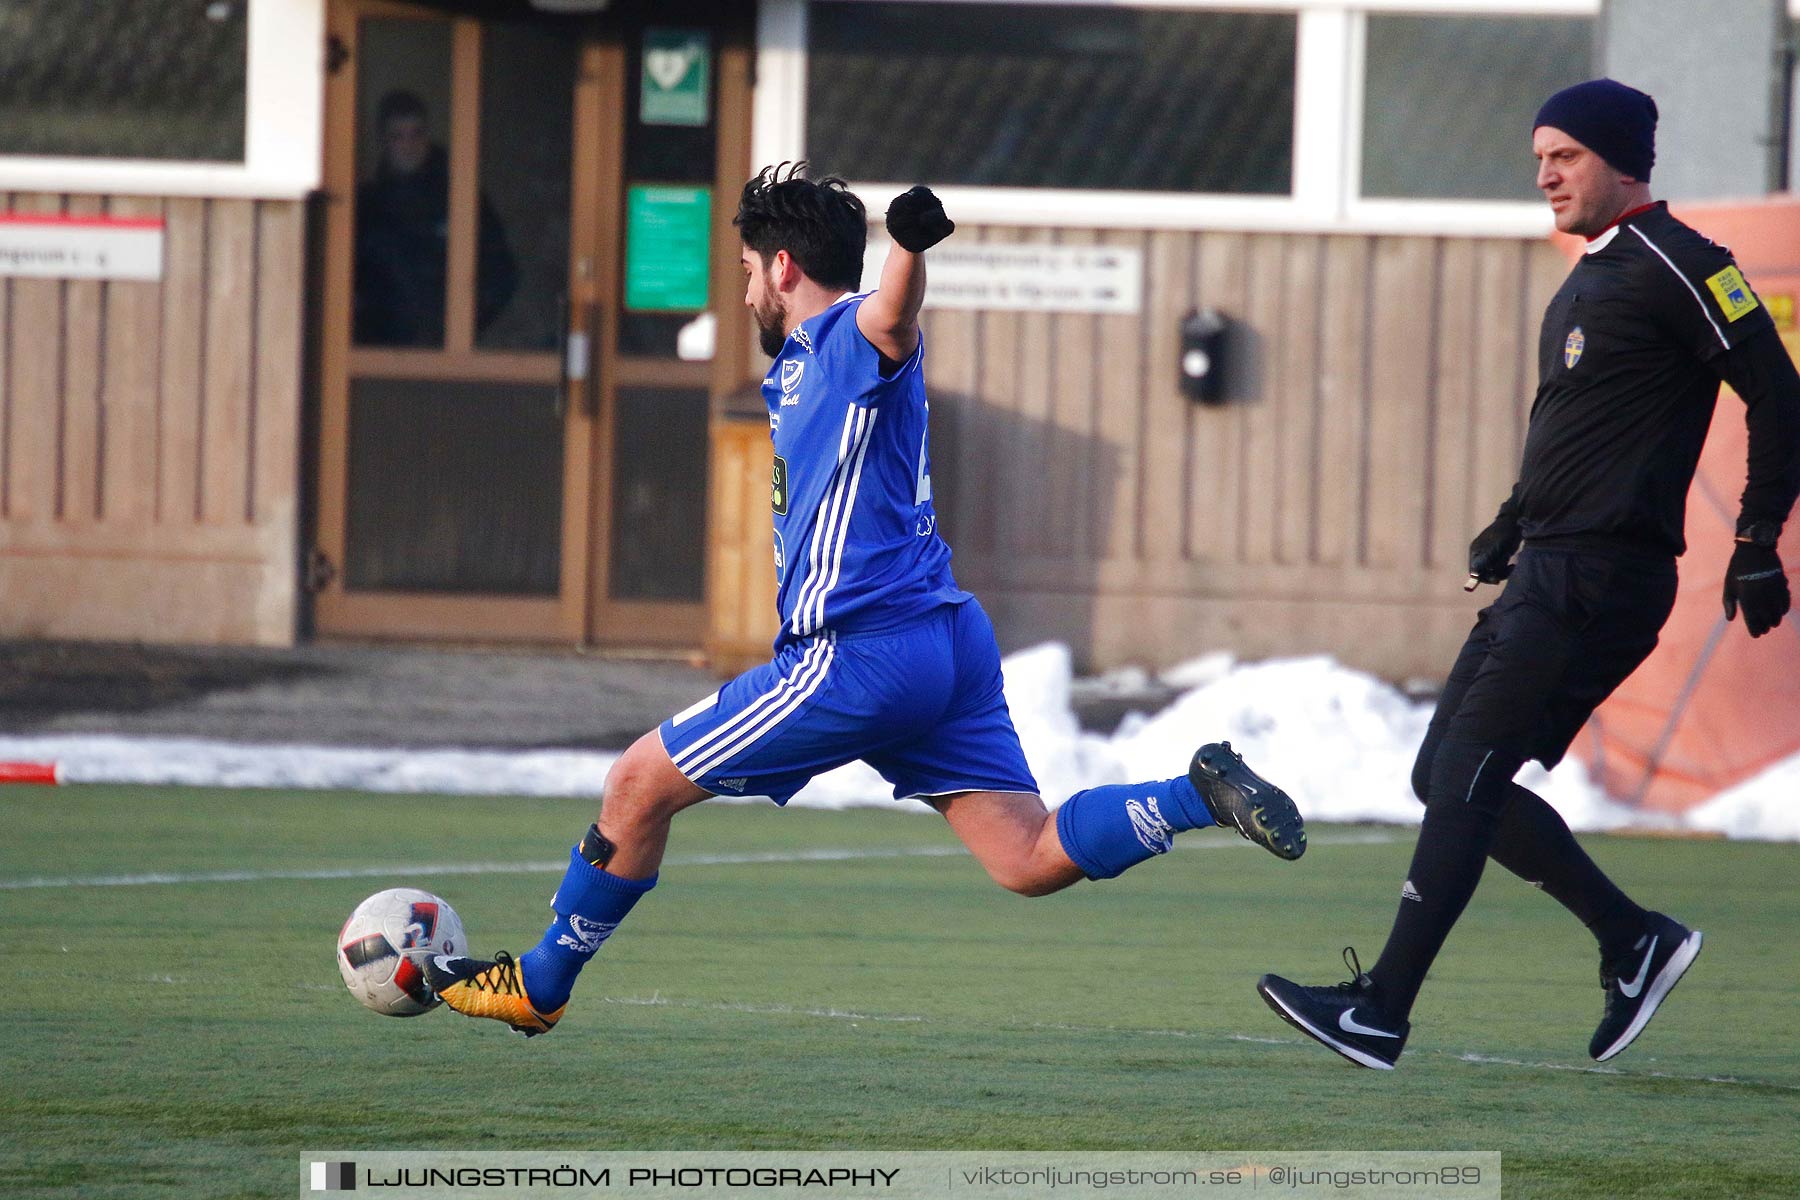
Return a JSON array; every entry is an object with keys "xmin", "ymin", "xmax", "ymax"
[
  {"xmin": 1589, "ymin": 913, "xmax": 1702, "ymax": 1062},
  {"xmin": 1257, "ymin": 948, "xmax": 1410, "ymax": 1070}
]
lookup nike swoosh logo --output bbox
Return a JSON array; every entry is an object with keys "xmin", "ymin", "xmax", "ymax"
[
  {"xmin": 1339, "ymin": 1008, "xmax": 1400, "ymax": 1039},
  {"xmin": 1618, "ymin": 936, "xmax": 1657, "ymax": 999},
  {"xmin": 431, "ymin": 954, "xmax": 464, "ymax": 973}
]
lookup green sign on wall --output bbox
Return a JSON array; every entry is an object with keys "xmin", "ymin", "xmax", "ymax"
[
  {"xmin": 624, "ymin": 185, "xmax": 711, "ymax": 313},
  {"xmin": 640, "ymin": 28, "xmax": 710, "ymax": 127}
]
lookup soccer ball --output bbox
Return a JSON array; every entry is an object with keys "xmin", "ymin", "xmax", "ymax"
[{"xmin": 336, "ymin": 888, "xmax": 466, "ymax": 1016}]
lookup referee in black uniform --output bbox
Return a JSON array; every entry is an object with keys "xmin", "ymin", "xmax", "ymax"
[{"xmin": 1257, "ymin": 79, "xmax": 1800, "ymax": 1070}]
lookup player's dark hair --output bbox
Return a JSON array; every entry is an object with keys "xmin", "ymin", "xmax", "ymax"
[
  {"xmin": 734, "ymin": 162, "xmax": 866, "ymax": 292},
  {"xmin": 377, "ymin": 89, "xmax": 428, "ymax": 125}
]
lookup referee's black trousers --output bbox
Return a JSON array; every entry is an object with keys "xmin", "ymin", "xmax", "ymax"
[{"xmin": 1368, "ymin": 547, "xmax": 1678, "ymax": 1021}]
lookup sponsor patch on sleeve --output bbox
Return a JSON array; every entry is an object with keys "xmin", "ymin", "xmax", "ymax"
[{"xmin": 1705, "ymin": 265, "xmax": 1760, "ymax": 323}]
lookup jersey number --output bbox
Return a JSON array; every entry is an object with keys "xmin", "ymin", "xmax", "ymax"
[{"xmin": 914, "ymin": 424, "xmax": 931, "ymax": 505}]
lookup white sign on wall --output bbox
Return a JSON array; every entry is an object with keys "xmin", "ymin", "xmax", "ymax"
[
  {"xmin": 0, "ymin": 213, "xmax": 166, "ymax": 281},
  {"xmin": 863, "ymin": 238, "xmax": 1143, "ymax": 314}
]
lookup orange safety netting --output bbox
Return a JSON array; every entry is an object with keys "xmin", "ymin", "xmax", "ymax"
[{"xmin": 1563, "ymin": 200, "xmax": 1800, "ymax": 811}]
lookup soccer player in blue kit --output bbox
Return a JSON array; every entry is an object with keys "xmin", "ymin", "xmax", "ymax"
[{"xmin": 426, "ymin": 165, "xmax": 1307, "ymax": 1036}]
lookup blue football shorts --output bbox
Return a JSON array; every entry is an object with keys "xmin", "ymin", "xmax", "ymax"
[{"xmin": 658, "ymin": 598, "xmax": 1039, "ymax": 806}]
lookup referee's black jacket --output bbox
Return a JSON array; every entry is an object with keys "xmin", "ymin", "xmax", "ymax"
[{"xmin": 1499, "ymin": 201, "xmax": 1800, "ymax": 556}]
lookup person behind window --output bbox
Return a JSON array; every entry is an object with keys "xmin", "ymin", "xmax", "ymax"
[{"xmin": 353, "ymin": 89, "xmax": 518, "ymax": 346}]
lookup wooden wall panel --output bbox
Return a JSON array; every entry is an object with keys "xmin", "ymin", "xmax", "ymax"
[
  {"xmin": 941, "ymin": 223, "xmax": 1571, "ymax": 679},
  {"xmin": 1363, "ymin": 237, "xmax": 1436, "ymax": 568},
  {"xmin": 703, "ymin": 417, "xmax": 778, "ymax": 673},
  {"xmin": 1313, "ymin": 236, "xmax": 1370, "ymax": 567},
  {"xmin": 978, "ymin": 227, "xmax": 1024, "ymax": 558},
  {"xmin": 158, "ymin": 197, "xmax": 206, "ymax": 524},
  {"xmin": 1092, "ymin": 228, "xmax": 1147, "ymax": 563},
  {"xmin": 6, "ymin": 193, "xmax": 64, "ymax": 522},
  {"xmin": 1189, "ymin": 230, "xmax": 1247, "ymax": 563},
  {"xmin": 0, "ymin": 192, "xmax": 306, "ymax": 646},
  {"xmin": 1048, "ymin": 298, "xmax": 1096, "ymax": 561},
  {"xmin": 200, "ymin": 200, "xmax": 257, "ymax": 526},
  {"xmin": 1275, "ymin": 235, "xmax": 1322, "ymax": 567},
  {"xmin": 1429, "ymin": 239, "xmax": 1479, "ymax": 570},
  {"xmin": 102, "ymin": 196, "xmax": 164, "ymax": 524},
  {"xmin": 1140, "ymin": 229, "xmax": 1191, "ymax": 564},
  {"xmin": 1239, "ymin": 234, "xmax": 1287, "ymax": 566},
  {"xmin": 252, "ymin": 201, "xmax": 305, "ymax": 528},
  {"xmin": 61, "ymin": 194, "xmax": 105, "ymax": 523}
]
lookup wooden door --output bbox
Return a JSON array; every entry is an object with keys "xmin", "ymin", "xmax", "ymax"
[{"xmin": 314, "ymin": 1, "xmax": 612, "ymax": 642}]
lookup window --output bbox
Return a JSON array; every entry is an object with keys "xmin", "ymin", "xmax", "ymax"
[
  {"xmin": 1360, "ymin": 15, "xmax": 1594, "ymax": 202},
  {"xmin": 806, "ymin": 3, "xmax": 1296, "ymax": 195},
  {"xmin": 0, "ymin": 0, "xmax": 247, "ymax": 162}
]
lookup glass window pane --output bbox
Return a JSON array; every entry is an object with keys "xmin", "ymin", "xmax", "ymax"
[
  {"xmin": 353, "ymin": 19, "xmax": 454, "ymax": 348},
  {"xmin": 346, "ymin": 378, "xmax": 563, "ymax": 595},
  {"xmin": 0, "ymin": 0, "xmax": 247, "ymax": 161},
  {"xmin": 610, "ymin": 387, "xmax": 708, "ymax": 602},
  {"xmin": 476, "ymin": 22, "xmax": 575, "ymax": 352},
  {"xmin": 807, "ymin": 3, "xmax": 1295, "ymax": 194},
  {"xmin": 1362, "ymin": 16, "xmax": 1594, "ymax": 201}
]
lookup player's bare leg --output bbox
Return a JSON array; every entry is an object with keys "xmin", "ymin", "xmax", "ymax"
[
  {"xmin": 595, "ymin": 731, "xmax": 713, "ymax": 879},
  {"xmin": 938, "ymin": 742, "xmax": 1304, "ymax": 896},
  {"xmin": 931, "ymin": 790, "xmax": 1085, "ymax": 897},
  {"xmin": 425, "ymin": 732, "xmax": 707, "ymax": 1035}
]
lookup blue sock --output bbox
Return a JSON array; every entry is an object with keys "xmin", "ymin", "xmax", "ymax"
[
  {"xmin": 1055, "ymin": 774, "xmax": 1216, "ymax": 880},
  {"xmin": 518, "ymin": 846, "xmax": 656, "ymax": 1011}
]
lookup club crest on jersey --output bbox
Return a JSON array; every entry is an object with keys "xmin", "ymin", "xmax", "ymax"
[
  {"xmin": 1564, "ymin": 325, "xmax": 1585, "ymax": 369},
  {"xmin": 780, "ymin": 359, "xmax": 805, "ymax": 403}
]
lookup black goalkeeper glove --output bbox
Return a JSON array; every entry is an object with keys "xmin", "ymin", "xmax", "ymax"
[
  {"xmin": 1723, "ymin": 542, "xmax": 1790, "ymax": 637},
  {"xmin": 885, "ymin": 185, "xmax": 954, "ymax": 253},
  {"xmin": 1467, "ymin": 513, "xmax": 1522, "ymax": 586}
]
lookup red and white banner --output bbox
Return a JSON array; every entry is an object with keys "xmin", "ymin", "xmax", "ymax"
[{"xmin": 0, "ymin": 212, "xmax": 164, "ymax": 281}]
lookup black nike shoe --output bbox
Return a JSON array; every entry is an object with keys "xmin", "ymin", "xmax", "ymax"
[
  {"xmin": 1589, "ymin": 912, "xmax": 1702, "ymax": 1062},
  {"xmin": 1190, "ymin": 741, "xmax": 1306, "ymax": 860},
  {"xmin": 1257, "ymin": 948, "xmax": 1409, "ymax": 1070}
]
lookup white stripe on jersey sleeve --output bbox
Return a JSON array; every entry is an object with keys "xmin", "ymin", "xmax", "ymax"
[{"xmin": 1629, "ymin": 225, "xmax": 1730, "ymax": 351}]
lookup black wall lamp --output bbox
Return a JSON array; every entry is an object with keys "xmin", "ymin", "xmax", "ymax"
[{"xmin": 1179, "ymin": 307, "xmax": 1230, "ymax": 404}]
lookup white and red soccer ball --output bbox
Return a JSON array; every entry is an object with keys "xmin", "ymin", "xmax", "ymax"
[{"xmin": 336, "ymin": 888, "xmax": 465, "ymax": 1016}]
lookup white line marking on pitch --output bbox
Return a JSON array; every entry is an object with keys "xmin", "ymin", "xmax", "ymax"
[
  {"xmin": 0, "ymin": 831, "xmax": 1402, "ymax": 890},
  {"xmin": 594, "ymin": 1001, "xmax": 1799, "ymax": 1093},
  {"xmin": 604, "ymin": 992, "xmax": 925, "ymax": 1023}
]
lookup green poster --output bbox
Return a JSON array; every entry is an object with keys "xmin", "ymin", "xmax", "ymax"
[
  {"xmin": 625, "ymin": 185, "xmax": 711, "ymax": 313},
  {"xmin": 640, "ymin": 28, "xmax": 710, "ymax": 127}
]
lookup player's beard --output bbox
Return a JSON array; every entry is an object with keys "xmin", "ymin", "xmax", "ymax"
[{"xmin": 754, "ymin": 286, "xmax": 789, "ymax": 358}]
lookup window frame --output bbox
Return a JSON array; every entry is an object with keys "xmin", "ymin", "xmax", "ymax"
[
  {"xmin": 767, "ymin": 0, "xmax": 1603, "ymax": 236},
  {"xmin": 0, "ymin": 0, "xmax": 323, "ymax": 200}
]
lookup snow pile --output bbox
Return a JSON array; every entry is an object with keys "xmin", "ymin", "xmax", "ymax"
[{"xmin": 1, "ymin": 645, "xmax": 1793, "ymax": 840}]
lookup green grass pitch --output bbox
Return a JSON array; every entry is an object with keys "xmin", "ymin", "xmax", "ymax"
[{"xmin": 3, "ymin": 784, "xmax": 1797, "ymax": 1199}]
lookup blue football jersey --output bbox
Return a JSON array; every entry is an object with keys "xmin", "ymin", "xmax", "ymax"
[{"xmin": 764, "ymin": 293, "xmax": 969, "ymax": 649}]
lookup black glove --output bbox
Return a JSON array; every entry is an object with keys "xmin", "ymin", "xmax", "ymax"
[
  {"xmin": 885, "ymin": 186, "xmax": 954, "ymax": 253},
  {"xmin": 1467, "ymin": 513, "xmax": 1522, "ymax": 585},
  {"xmin": 1723, "ymin": 542, "xmax": 1790, "ymax": 637}
]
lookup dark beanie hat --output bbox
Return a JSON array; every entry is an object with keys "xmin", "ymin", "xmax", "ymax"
[{"xmin": 1533, "ymin": 78, "xmax": 1658, "ymax": 180}]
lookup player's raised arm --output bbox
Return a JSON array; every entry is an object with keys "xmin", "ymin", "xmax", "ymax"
[{"xmin": 857, "ymin": 185, "xmax": 954, "ymax": 365}]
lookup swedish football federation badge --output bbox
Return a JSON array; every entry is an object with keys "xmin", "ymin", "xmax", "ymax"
[
  {"xmin": 1705, "ymin": 265, "xmax": 1760, "ymax": 323},
  {"xmin": 1564, "ymin": 325, "xmax": 1585, "ymax": 369}
]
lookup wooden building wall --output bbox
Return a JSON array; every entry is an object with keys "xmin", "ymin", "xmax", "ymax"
[
  {"xmin": 912, "ymin": 226, "xmax": 1570, "ymax": 680},
  {"xmin": 0, "ymin": 193, "xmax": 304, "ymax": 645}
]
